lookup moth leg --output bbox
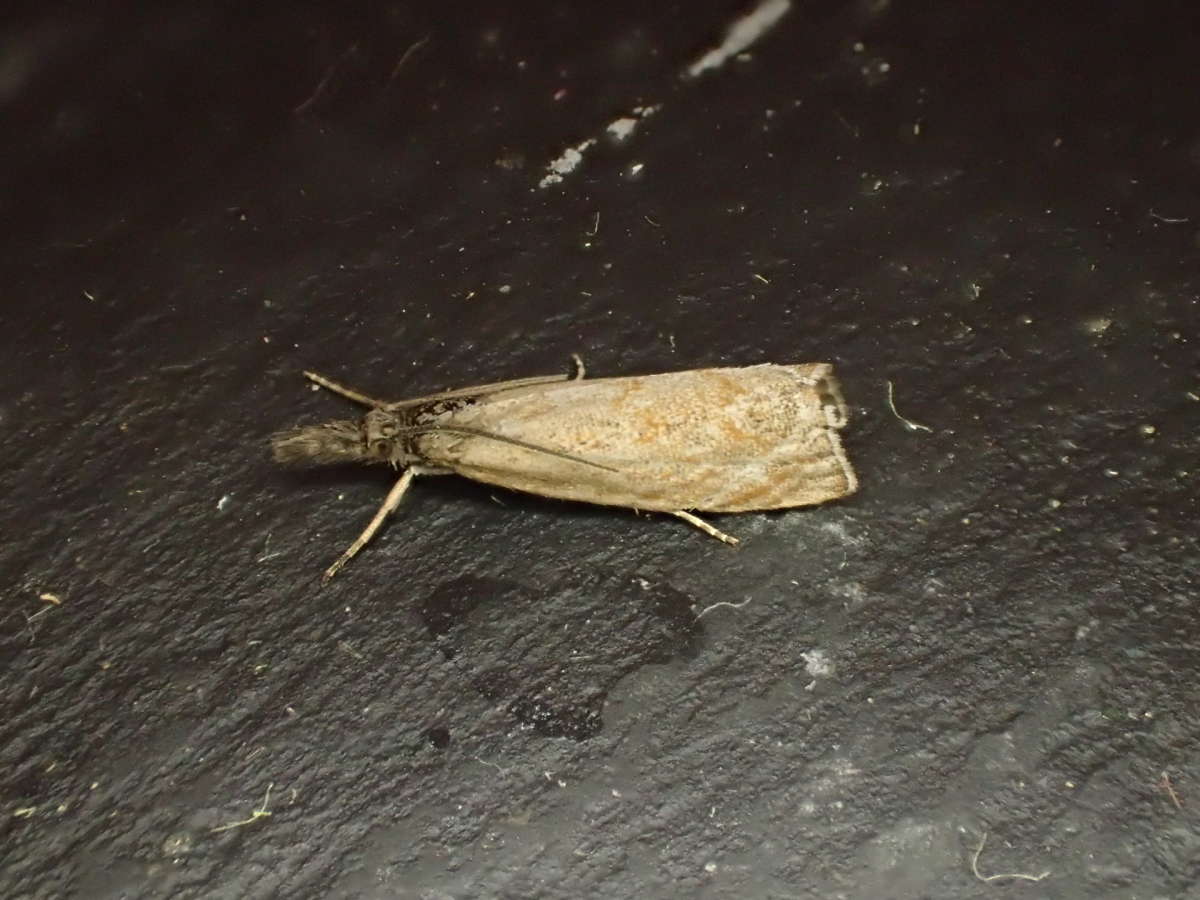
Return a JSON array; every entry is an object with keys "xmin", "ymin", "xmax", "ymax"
[
  {"xmin": 670, "ymin": 510, "xmax": 740, "ymax": 547},
  {"xmin": 324, "ymin": 469, "xmax": 416, "ymax": 580},
  {"xmin": 303, "ymin": 371, "xmax": 388, "ymax": 408},
  {"xmin": 570, "ymin": 353, "xmax": 586, "ymax": 380}
]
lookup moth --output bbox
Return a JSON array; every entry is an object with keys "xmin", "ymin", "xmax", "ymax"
[{"xmin": 272, "ymin": 357, "xmax": 857, "ymax": 579}]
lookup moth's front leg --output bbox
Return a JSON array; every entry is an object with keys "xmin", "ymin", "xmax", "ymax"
[{"xmin": 324, "ymin": 468, "xmax": 416, "ymax": 580}]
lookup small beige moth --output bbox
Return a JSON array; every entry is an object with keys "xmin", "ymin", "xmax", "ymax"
[{"xmin": 272, "ymin": 358, "xmax": 857, "ymax": 579}]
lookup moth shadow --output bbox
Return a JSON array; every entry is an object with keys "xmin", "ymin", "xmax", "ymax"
[
  {"xmin": 413, "ymin": 474, "xmax": 631, "ymax": 527},
  {"xmin": 278, "ymin": 463, "xmax": 398, "ymax": 493}
]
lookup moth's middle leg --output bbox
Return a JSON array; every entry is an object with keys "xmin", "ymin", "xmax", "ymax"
[
  {"xmin": 670, "ymin": 510, "xmax": 740, "ymax": 546},
  {"xmin": 324, "ymin": 468, "xmax": 416, "ymax": 580}
]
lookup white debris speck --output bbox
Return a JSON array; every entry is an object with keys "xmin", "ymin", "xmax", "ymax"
[
  {"xmin": 607, "ymin": 117, "xmax": 639, "ymax": 141},
  {"xmin": 606, "ymin": 104, "xmax": 660, "ymax": 142},
  {"xmin": 831, "ymin": 758, "xmax": 861, "ymax": 778},
  {"xmin": 801, "ymin": 648, "xmax": 833, "ymax": 678},
  {"xmin": 217, "ymin": 494, "xmax": 232, "ymax": 512},
  {"xmin": 538, "ymin": 138, "xmax": 598, "ymax": 188},
  {"xmin": 832, "ymin": 581, "xmax": 868, "ymax": 607},
  {"xmin": 685, "ymin": 0, "xmax": 792, "ymax": 78},
  {"xmin": 818, "ymin": 520, "xmax": 863, "ymax": 546}
]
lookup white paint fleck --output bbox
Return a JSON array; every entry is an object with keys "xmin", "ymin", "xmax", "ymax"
[
  {"xmin": 540, "ymin": 107, "xmax": 661, "ymax": 189},
  {"xmin": 1081, "ymin": 315, "xmax": 1113, "ymax": 336},
  {"xmin": 607, "ymin": 117, "xmax": 640, "ymax": 142},
  {"xmin": 832, "ymin": 580, "xmax": 868, "ymax": 607},
  {"xmin": 538, "ymin": 137, "xmax": 598, "ymax": 188},
  {"xmin": 818, "ymin": 520, "xmax": 863, "ymax": 546},
  {"xmin": 606, "ymin": 104, "xmax": 660, "ymax": 142},
  {"xmin": 830, "ymin": 758, "xmax": 861, "ymax": 778},
  {"xmin": 685, "ymin": 0, "xmax": 792, "ymax": 78},
  {"xmin": 217, "ymin": 494, "xmax": 232, "ymax": 512},
  {"xmin": 801, "ymin": 648, "xmax": 833, "ymax": 678}
]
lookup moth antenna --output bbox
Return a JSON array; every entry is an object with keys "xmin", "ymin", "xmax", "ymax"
[
  {"xmin": 303, "ymin": 371, "xmax": 387, "ymax": 408},
  {"xmin": 401, "ymin": 425, "xmax": 619, "ymax": 473}
]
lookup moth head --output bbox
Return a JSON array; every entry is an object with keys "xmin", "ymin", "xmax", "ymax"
[
  {"xmin": 271, "ymin": 420, "xmax": 369, "ymax": 465},
  {"xmin": 361, "ymin": 408, "xmax": 407, "ymax": 463}
]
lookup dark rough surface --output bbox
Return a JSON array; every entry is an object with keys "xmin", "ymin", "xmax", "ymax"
[{"xmin": 3, "ymin": 1, "xmax": 1198, "ymax": 898}]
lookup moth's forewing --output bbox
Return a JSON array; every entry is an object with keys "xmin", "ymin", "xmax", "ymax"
[
  {"xmin": 384, "ymin": 372, "xmax": 572, "ymax": 409},
  {"xmin": 414, "ymin": 364, "xmax": 856, "ymax": 512}
]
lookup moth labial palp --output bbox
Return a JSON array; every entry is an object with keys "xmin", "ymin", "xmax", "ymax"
[{"xmin": 271, "ymin": 358, "xmax": 857, "ymax": 579}]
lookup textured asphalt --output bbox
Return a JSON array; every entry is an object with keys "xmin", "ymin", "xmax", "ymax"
[{"xmin": 3, "ymin": 2, "xmax": 1198, "ymax": 898}]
